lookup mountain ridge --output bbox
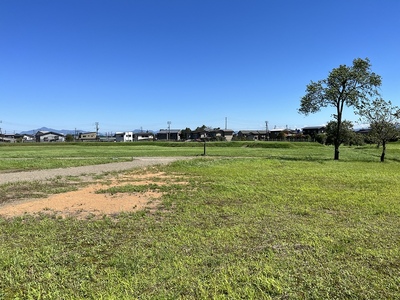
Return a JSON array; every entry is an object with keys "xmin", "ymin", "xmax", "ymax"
[{"xmin": 19, "ymin": 127, "xmax": 156, "ymax": 135}]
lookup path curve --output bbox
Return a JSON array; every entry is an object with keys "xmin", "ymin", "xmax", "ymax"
[{"xmin": 0, "ymin": 157, "xmax": 188, "ymax": 184}]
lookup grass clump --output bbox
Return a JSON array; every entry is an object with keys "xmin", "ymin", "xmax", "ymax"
[{"xmin": 0, "ymin": 179, "xmax": 81, "ymax": 206}]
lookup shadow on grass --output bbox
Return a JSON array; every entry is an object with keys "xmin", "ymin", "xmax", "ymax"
[{"xmin": 266, "ymin": 154, "xmax": 391, "ymax": 163}]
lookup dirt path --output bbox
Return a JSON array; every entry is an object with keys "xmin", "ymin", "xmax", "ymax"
[
  {"xmin": 0, "ymin": 157, "xmax": 186, "ymax": 184},
  {"xmin": 0, "ymin": 157, "xmax": 191, "ymax": 219}
]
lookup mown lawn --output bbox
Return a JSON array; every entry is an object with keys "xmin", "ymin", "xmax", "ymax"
[
  {"xmin": 0, "ymin": 140, "xmax": 397, "ymax": 172},
  {"xmin": 0, "ymin": 143, "xmax": 399, "ymax": 299}
]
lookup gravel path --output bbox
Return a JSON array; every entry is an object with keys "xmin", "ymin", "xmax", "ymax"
[{"xmin": 0, "ymin": 157, "xmax": 188, "ymax": 184}]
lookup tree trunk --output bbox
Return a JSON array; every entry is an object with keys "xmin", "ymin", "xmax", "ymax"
[
  {"xmin": 334, "ymin": 145, "xmax": 340, "ymax": 160},
  {"xmin": 380, "ymin": 141, "xmax": 386, "ymax": 162},
  {"xmin": 334, "ymin": 107, "xmax": 342, "ymax": 161}
]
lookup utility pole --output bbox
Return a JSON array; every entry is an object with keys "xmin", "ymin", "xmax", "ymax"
[
  {"xmin": 167, "ymin": 121, "xmax": 171, "ymax": 141},
  {"xmin": 225, "ymin": 117, "xmax": 227, "ymax": 130},
  {"xmin": 265, "ymin": 121, "xmax": 269, "ymax": 141},
  {"xmin": 0, "ymin": 120, "xmax": 2, "ymax": 136},
  {"xmin": 95, "ymin": 122, "xmax": 99, "ymax": 140}
]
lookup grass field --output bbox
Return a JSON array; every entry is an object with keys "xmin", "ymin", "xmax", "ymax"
[
  {"xmin": 0, "ymin": 142, "xmax": 399, "ymax": 299},
  {"xmin": 0, "ymin": 141, "xmax": 398, "ymax": 172}
]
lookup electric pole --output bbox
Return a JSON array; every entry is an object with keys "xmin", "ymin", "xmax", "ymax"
[
  {"xmin": 95, "ymin": 122, "xmax": 99, "ymax": 141},
  {"xmin": 265, "ymin": 121, "xmax": 269, "ymax": 141},
  {"xmin": 167, "ymin": 121, "xmax": 171, "ymax": 141}
]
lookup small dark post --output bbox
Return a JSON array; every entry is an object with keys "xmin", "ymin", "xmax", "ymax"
[{"xmin": 203, "ymin": 140, "xmax": 206, "ymax": 156}]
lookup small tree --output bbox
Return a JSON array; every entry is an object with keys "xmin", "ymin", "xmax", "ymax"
[
  {"xmin": 180, "ymin": 127, "xmax": 192, "ymax": 140},
  {"xmin": 65, "ymin": 134, "xmax": 74, "ymax": 142},
  {"xmin": 358, "ymin": 98, "xmax": 400, "ymax": 162},
  {"xmin": 315, "ymin": 133, "xmax": 327, "ymax": 144},
  {"xmin": 299, "ymin": 58, "xmax": 381, "ymax": 160},
  {"xmin": 325, "ymin": 120, "xmax": 354, "ymax": 146}
]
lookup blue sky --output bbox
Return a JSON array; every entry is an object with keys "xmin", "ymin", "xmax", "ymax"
[{"xmin": 1, "ymin": 0, "xmax": 399, "ymax": 134}]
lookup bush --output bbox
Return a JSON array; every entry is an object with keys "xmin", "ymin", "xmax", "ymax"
[{"xmin": 315, "ymin": 133, "xmax": 327, "ymax": 144}]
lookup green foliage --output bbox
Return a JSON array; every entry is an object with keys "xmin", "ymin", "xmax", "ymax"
[
  {"xmin": 299, "ymin": 58, "xmax": 381, "ymax": 159},
  {"xmin": 325, "ymin": 120, "xmax": 361, "ymax": 146},
  {"xmin": 65, "ymin": 134, "xmax": 74, "ymax": 142},
  {"xmin": 358, "ymin": 98, "xmax": 400, "ymax": 161},
  {"xmin": 351, "ymin": 132, "xmax": 366, "ymax": 146},
  {"xmin": 180, "ymin": 127, "xmax": 192, "ymax": 140},
  {"xmin": 315, "ymin": 133, "xmax": 327, "ymax": 144}
]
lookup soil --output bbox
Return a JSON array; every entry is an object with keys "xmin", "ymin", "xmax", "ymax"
[{"xmin": 0, "ymin": 157, "xmax": 190, "ymax": 219}]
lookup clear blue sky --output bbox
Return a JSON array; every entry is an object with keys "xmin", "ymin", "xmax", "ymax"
[{"xmin": 1, "ymin": 0, "xmax": 399, "ymax": 134}]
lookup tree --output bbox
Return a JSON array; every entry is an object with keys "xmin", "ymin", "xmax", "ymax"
[
  {"xmin": 325, "ymin": 120, "xmax": 355, "ymax": 146},
  {"xmin": 65, "ymin": 134, "xmax": 74, "ymax": 142},
  {"xmin": 299, "ymin": 58, "xmax": 381, "ymax": 160},
  {"xmin": 180, "ymin": 127, "xmax": 192, "ymax": 140},
  {"xmin": 357, "ymin": 98, "xmax": 400, "ymax": 162}
]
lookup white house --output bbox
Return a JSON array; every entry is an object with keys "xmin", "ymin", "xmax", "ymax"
[
  {"xmin": 115, "ymin": 132, "xmax": 134, "ymax": 142},
  {"xmin": 35, "ymin": 131, "xmax": 65, "ymax": 142},
  {"xmin": 19, "ymin": 134, "xmax": 35, "ymax": 142},
  {"xmin": 135, "ymin": 132, "xmax": 154, "ymax": 141}
]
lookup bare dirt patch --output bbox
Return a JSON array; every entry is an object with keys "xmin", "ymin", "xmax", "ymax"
[{"xmin": 0, "ymin": 171, "xmax": 185, "ymax": 219}]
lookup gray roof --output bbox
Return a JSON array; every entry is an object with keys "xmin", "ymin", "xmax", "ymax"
[
  {"xmin": 302, "ymin": 126, "xmax": 325, "ymax": 130},
  {"xmin": 158, "ymin": 129, "xmax": 181, "ymax": 134}
]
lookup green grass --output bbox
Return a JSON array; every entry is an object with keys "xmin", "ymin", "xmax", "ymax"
[
  {"xmin": 0, "ymin": 141, "xmax": 397, "ymax": 172},
  {"xmin": 0, "ymin": 177, "xmax": 86, "ymax": 206},
  {"xmin": 0, "ymin": 143, "xmax": 399, "ymax": 298},
  {"xmin": 96, "ymin": 183, "xmax": 187, "ymax": 195}
]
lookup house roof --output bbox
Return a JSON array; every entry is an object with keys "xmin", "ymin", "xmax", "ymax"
[
  {"xmin": 217, "ymin": 129, "xmax": 234, "ymax": 134},
  {"xmin": 302, "ymin": 126, "xmax": 325, "ymax": 130},
  {"xmin": 269, "ymin": 128, "xmax": 285, "ymax": 132},
  {"xmin": 36, "ymin": 131, "xmax": 65, "ymax": 137},
  {"xmin": 158, "ymin": 129, "xmax": 181, "ymax": 134},
  {"xmin": 238, "ymin": 130, "xmax": 268, "ymax": 134}
]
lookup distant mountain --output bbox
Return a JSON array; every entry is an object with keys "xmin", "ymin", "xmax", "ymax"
[
  {"xmin": 132, "ymin": 129, "xmax": 155, "ymax": 133},
  {"xmin": 19, "ymin": 127, "xmax": 157, "ymax": 136}
]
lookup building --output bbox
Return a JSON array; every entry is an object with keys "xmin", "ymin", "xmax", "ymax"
[
  {"xmin": 208, "ymin": 129, "xmax": 234, "ymax": 141},
  {"xmin": 0, "ymin": 134, "xmax": 16, "ymax": 143},
  {"xmin": 191, "ymin": 128, "xmax": 211, "ymax": 141},
  {"xmin": 115, "ymin": 131, "xmax": 155, "ymax": 142},
  {"xmin": 157, "ymin": 129, "xmax": 181, "ymax": 141},
  {"xmin": 35, "ymin": 131, "xmax": 65, "ymax": 142},
  {"xmin": 135, "ymin": 132, "xmax": 154, "ymax": 141},
  {"xmin": 301, "ymin": 126, "xmax": 326, "ymax": 138},
  {"xmin": 22, "ymin": 134, "xmax": 35, "ymax": 142},
  {"xmin": 268, "ymin": 128, "xmax": 286, "ymax": 139},
  {"xmin": 78, "ymin": 132, "xmax": 97, "ymax": 142},
  {"xmin": 115, "ymin": 132, "xmax": 134, "ymax": 142},
  {"xmin": 236, "ymin": 130, "xmax": 269, "ymax": 141}
]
